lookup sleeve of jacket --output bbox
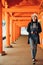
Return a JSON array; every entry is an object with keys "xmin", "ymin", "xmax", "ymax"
[
  {"xmin": 27, "ymin": 22, "xmax": 30, "ymax": 33},
  {"xmin": 38, "ymin": 22, "xmax": 42, "ymax": 33}
]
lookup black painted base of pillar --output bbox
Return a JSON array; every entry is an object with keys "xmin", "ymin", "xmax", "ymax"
[
  {"xmin": 12, "ymin": 42, "xmax": 16, "ymax": 44},
  {"xmin": 6, "ymin": 45, "xmax": 13, "ymax": 48},
  {"xmin": 0, "ymin": 51, "xmax": 7, "ymax": 56}
]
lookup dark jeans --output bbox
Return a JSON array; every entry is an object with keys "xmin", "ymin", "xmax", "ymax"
[{"xmin": 29, "ymin": 38, "xmax": 37, "ymax": 59}]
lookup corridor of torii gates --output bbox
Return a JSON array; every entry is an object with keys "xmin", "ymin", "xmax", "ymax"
[{"xmin": 0, "ymin": 0, "xmax": 43, "ymax": 65}]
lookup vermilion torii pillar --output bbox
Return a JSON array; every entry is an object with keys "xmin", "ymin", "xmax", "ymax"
[
  {"xmin": 10, "ymin": 17, "xmax": 13, "ymax": 44},
  {"xmin": 39, "ymin": 12, "xmax": 43, "ymax": 49},
  {"xmin": 5, "ymin": 1, "xmax": 13, "ymax": 48},
  {"xmin": 0, "ymin": 0, "xmax": 6, "ymax": 55},
  {"xmin": 5, "ymin": 12, "xmax": 12, "ymax": 48}
]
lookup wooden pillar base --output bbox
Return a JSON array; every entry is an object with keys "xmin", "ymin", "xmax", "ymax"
[
  {"xmin": 6, "ymin": 45, "xmax": 13, "ymax": 48},
  {"xmin": 39, "ymin": 44, "xmax": 43, "ymax": 49},
  {"xmin": 11, "ymin": 42, "xmax": 16, "ymax": 44},
  {"xmin": 0, "ymin": 51, "xmax": 7, "ymax": 56}
]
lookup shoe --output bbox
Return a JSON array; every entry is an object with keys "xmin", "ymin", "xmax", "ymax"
[
  {"xmin": 32, "ymin": 59, "xmax": 35, "ymax": 65},
  {"xmin": 32, "ymin": 59, "xmax": 35, "ymax": 61},
  {"xmin": 33, "ymin": 61, "xmax": 35, "ymax": 65}
]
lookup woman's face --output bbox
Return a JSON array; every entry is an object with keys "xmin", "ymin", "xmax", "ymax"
[{"xmin": 32, "ymin": 16, "xmax": 37, "ymax": 22}]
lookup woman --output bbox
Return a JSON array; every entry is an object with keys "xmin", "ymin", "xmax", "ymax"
[{"xmin": 27, "ymin": 13, "xmax": 42, "ymax": 64}]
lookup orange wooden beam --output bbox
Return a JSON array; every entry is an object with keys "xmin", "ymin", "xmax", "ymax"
[
  {"xmin": 3, "ymin": 6, "xmax": 40, "ymax": 13},
  {"xmin": 11, "ymin": 16, "xmax": 31, "ymax": 21}
]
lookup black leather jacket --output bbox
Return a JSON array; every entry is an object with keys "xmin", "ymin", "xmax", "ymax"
[{"xmin": 27, "ymin": 21, "xmax": 42, "ymax": 44}]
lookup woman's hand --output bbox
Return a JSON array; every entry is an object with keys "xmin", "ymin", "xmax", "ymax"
[
  {"xmin": 31, "ymin": 31, "xmax": 37, "ymax": 34},
  {"xmin": 31, "ymin": 31, "xmax": 33, "ymax": 34}
]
